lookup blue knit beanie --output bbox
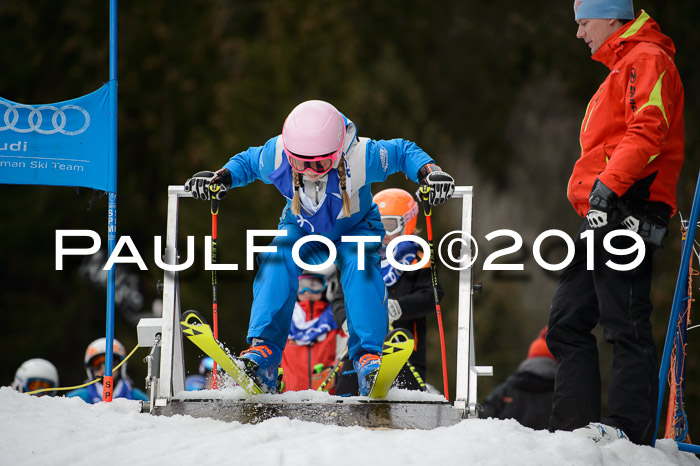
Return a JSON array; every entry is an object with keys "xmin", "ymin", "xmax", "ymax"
[{"xmin": 574, "ymin": 0, "xmax": 634, "ymax": 21}]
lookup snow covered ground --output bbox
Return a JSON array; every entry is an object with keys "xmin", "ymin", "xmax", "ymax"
[{"xmin": 1, "ymin": 386, "xmax": 698, "ymax": 466}]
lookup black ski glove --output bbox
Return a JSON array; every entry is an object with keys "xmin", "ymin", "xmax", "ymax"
[
  {"xmin": 185, "ymin": 169, "xmax": 231, "ymax": 201},
  {"xmin": 417, "ymin": 163, "xmax": 455, "ymax": 205},
  {"xmin": 586, "ymin": 179, "xmax": 616, "ymax": 229}
]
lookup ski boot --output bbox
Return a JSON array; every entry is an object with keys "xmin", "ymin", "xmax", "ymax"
[
  {"xmin": 353, "ymin": 353, "xmax": 381, "ymax": 396},
  {"xmin": 239, "ymin": 340, "xmax": 283, "ymax": 393},
  {"xmin": 572, "ymin": 423, "xmax": 629, "ymax": 444}
]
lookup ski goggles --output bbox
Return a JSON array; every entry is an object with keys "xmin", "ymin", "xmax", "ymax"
[
  {"xmin": 286, "ymin": 151, "xmax": 337, "ymax": 176},
  {"xmin": 298, "ymin": 275, "xmax": 326, "ymax": 294},
  {"xmin": 88, "ymin": 354, "xmax": 122, "ymax": 370},
  {"xmin": 381, "ymin": 204, "xmax": 418, "ymax": 236},
  {"xmin": 284, "ymin": 129, "xmax": 345, "ymax": 176},
  {"xmin": 25, "ymin": 378, "xmax": 56, "ymax": 393},
  {"xmin": 381, "ymin": 215, "xmax": 405, "ymax": 236}
]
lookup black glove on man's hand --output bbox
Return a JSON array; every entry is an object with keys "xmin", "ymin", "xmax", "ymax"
[
  {"xmin": 417, "ymin": 163, "xmax": 455, "ymax": 205},
  {"xmin": 586, "ymin": 179, "xmax": 617, "ymax": 229},
  {"xmin": 185, "ymin": 169, "xmax": 231, "ymax": 201}
]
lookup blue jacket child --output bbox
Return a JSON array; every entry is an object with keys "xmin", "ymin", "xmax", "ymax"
[{"xmin": 185, "ymin": 100, "xmax": 454, "ymax": 395}]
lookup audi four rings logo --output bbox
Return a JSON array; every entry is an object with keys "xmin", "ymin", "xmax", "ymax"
[{"xmin": 0, "ymin": 101, "xmax": 90, "ymax": 136}]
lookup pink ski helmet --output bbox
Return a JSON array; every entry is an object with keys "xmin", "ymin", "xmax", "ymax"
[{"xmin": 282, "ymin": 100, "xmax": 346, "ymax": 175}]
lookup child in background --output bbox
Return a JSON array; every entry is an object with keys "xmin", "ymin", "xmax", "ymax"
[
  {"xmin": 185, "ymin": 357, "xmax": 217, "ymax": 391},
  {"xmin": 333, "ymin": 188, "xmax": 444, "ymax": 395},
  {"xmin": 66, "ymin": 337, "xmax": 148, "ymax": 403},
  {"xmin": 11, "ymin": 358, "xmax": 59, "ymax": 397},
  {"xmin": 481, "ymin": 327, "xmax": 556, "ymax": 430},
  {"xmin": 281, "ymin": 267, "xmax": 347, "ymax": 392}
]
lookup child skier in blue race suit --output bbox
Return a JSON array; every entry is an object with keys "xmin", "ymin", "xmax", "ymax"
[{"xmin": 185, "ymin": 100, "xmax": 454, "ymax": 395}]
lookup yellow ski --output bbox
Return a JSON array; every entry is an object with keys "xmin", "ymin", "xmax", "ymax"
[
  {"xmin": 180, "ymin": 310, "xmax": 264, "ymax": 395},
  {"xmin": 368, "ymin": 328, "xmax": 414, "ymax": 399}
]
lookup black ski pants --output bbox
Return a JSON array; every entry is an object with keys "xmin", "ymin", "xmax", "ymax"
[{"xmin": 546, "ymin": 222, "xmax": 658, "ymax": 445}]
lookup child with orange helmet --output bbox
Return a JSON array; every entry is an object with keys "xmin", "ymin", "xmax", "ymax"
[{"xmin": 332, "ymin": 188, "xmax": 444, "ymax": 394}]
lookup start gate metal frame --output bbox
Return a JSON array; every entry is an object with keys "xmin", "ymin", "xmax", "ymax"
[{"xmin": 137, "ymin": 184, "xmax": 491, "ymax": 425}]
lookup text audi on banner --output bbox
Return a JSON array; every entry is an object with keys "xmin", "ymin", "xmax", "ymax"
[{"xmin": 0, "ymin": 84, "xmax": 112, "ymax": 191}]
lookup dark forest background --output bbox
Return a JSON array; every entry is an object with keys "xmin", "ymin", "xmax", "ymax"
[{"xmin": 1, "ymin": 0, "xmax": 699, "ymax": 439}]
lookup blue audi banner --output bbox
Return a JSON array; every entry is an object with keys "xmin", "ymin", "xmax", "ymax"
[{"xmin": 0, "ymin": 84, "xmax": 113, "ymax": 191}]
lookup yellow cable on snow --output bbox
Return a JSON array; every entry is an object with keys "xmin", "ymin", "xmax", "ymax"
[{"xmin": 26, "ymin": 344, "xmax": 140, "ymax": 396}]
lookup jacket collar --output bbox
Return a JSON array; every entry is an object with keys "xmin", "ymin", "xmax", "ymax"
[{"xmin": 592, "ymin": 10, "xmax": 675, "ymax": 69}]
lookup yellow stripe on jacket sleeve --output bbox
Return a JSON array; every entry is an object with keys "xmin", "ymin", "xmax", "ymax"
[{"xmin": 636, "ymin": 70, "xmax": 669, "ymax": 127}]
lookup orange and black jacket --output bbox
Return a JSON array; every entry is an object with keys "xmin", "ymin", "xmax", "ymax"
[
  {"xmin": 568, "ymin": 10, "xmax": 684, "ymax": 221},
  {"xmin": 331, "ymin": 259, "xmax": 443, "ymax": 381}
]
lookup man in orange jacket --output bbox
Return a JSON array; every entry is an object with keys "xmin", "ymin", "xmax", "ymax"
[{"xmin": 546, "ymin": 0, "xmax": 684, "ymax": 446}]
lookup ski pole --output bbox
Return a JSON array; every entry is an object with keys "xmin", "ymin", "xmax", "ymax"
[
  {"xmin": 317, "ymin": 348, "xmax": 348, "ymax": 392},
  {"xmin": 210, "ymin": 184, "xmax": 221, "ymax": 389},
  {"xmin": 418, "ymin": 185, "xmax": 450, "ymax": 401}
]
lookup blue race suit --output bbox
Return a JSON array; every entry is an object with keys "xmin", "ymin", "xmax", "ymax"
[{"xmin": 223, "ymin": 116, "xmax": 433, "ymax": 362}]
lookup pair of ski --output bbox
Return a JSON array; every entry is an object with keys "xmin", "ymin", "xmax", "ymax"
[{"xmin": 180, "ymin": 310, "xmax": 414, "ymax": 399}]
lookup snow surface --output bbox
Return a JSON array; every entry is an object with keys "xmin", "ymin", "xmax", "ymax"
[{"xmin": 1, "ymin": 386, "xmax": 698, "ymax": 466}]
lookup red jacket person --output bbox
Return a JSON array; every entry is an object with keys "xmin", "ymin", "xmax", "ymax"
[{"xmin": 546, "ymin": 1, "xmax": 684, "ymax": 446}]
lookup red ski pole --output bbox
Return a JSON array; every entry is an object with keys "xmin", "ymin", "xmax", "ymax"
[
  {"xmin": 418, "ymin": 185, "xmax": 450, "ymax": 400},
  {"xmin": 210, "ymin": 185, "xmax": 221, "ymax": 389}
]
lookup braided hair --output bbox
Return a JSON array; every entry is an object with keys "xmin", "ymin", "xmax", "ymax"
[
  {"xmin": 337, "ymin": 158, "xmax": 351, "ymax": 217},
  {"xmin": 291, "ymin": 158, "xmax": 351, "ymax": 217}
]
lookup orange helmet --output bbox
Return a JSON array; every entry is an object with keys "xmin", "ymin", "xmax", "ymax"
[{"xmin": 373, "ymin": 188, "xmax": 419, "ymax": 236}]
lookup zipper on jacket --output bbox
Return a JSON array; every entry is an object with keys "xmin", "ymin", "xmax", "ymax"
[
  {"xmin": 308, "ymin": 345, "xmax": 313, "ymax": 389},
  {"xmin": 583, "ymin": 89, "xmax": 602, "ymax": 133}
]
